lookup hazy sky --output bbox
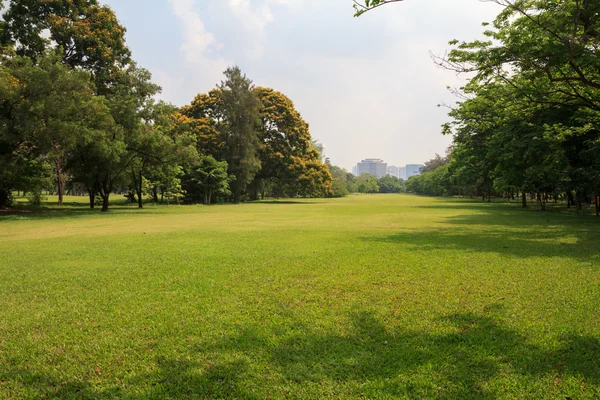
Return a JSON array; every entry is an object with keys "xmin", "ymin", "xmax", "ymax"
[{"xmin": 103, "ymin": 0, "xmax": 503, "ymax": 171}]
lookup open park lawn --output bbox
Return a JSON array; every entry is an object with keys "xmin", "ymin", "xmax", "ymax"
[{"xmin": 1, "ymin": 195, "xmax": 599, "ymax": 399}]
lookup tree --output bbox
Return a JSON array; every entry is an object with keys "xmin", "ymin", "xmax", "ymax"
[
  {"xmin": 2, "ymin": 0, "xmax": 131, "ymax": 91},
  {"xmin": 217, "ymin": 66, "xmax": 262, "ymax": 203},
  {"xmin": 85, "ymin": 63, "xmax": 160, "ymax": 212},
  {"xmin": 181, "ymin": 91, "xmax": 227, "ymax": 160},
  {"xmin": 128, "ymin": 103, "xmax": 198, "ymax": 208},
  {"xmin": 0, "ymin": 50, "xmax": 117, "ymax": 208},
  {"xmin": 377, "ymin": 175, "xmax": 404, "ymax": 193},
  {"xmin": 421, "ymin": 153, "xmax": 449, "ymax": 174},
  {"xmin": 356, "ymin": 173, "xmax": 380, "ymax": 194},
  {"xmin": 328, "ymin": 164, "xmax": 351, "ymax": 197},
  {"xmin": 253, "ymin": 86, "xmax": 331, "ymax": 198},
  {"xmin": 10, "ymin": 51, "xmax": 105, "ymax": 206},
  {"xmin": 186, "ymin": 155, "xmax": 232, "ymax": 204}
]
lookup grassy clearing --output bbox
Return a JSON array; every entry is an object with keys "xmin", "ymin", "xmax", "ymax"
[{"xmin": 1, "ymin": 195, "xmax": 599, "ymax": 399}]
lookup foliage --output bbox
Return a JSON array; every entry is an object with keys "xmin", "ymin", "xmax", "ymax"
[
  {"xmin": 216, "ymin": 66, "xmax": 262, "ymax": 203},
  {"xmin": 353, "ymin": 0, "xmax": 404, "ymax": 17},
  {"xmin": 356, "ymin": 173, "xmax": 380, "ymax": 194},
  {"xmin": 377, "ymin": 174, "xmax": 404, "ymax": 193},
  {"xmin": 253, "ymin": 87, "xmax": 331, "ymax": 199},
  {"xmin": 2, "ymin": 0, "xmax": 132, "ymax": 91},
  {"xmin": 392, "ymin": 0, "xmax": 600, "ymax": 214},
  {"xmin": 183, "ymin": 70, "xmax": 332, "ymax": 202},
  {"xmin": 185, "ymin": 155, "xmax": 232, "ymax": 204}
]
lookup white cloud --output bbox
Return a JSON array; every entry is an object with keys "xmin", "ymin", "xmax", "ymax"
[
  {"xmin": 162, "ymin": 0, "xmax": 231, "ymax": 105},
  {"xmin": 222, "ymin": 0, "xmax": 297, "ymax": 58}
]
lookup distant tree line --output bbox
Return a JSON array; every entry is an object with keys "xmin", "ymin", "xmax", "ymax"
[
  {"xmin": 0, "ymin": 0, "xmax": 331, "ymax": 211},
  {"xmin": 361, "ymin": 0, "xmax": 600, "ymax": 216}
]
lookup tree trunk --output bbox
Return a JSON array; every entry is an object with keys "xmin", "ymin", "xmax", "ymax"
[
  {"xmin": 136, "ymin": 171, "xmax": 143, "ymax": 209},
  {"xmin": 152, "ymin": 187, "xmax": 159, "ymax": 203},
  {"xmin": 99, "ymin": 178, "xmax": 112, "ymax": 212},
  {"xmin": 595, "ymin": 195, "xmax": 599, "ymax": 216},
  {"xmin": 0, "ymin": 188, "xmax": 11, "ymax": 208},
  {"xmin": 88, "ymin": 188, "xmax": 95, "ymax": 209},
  {"xmin": 56, "ymin": 159, "xmax": 65, "ymax": 207},
  {"xmin": 101, "ymin": 193, "xmax": 110, "ymax": 212}
]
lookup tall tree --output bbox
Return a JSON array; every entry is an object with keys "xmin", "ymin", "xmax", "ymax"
[
  {"xmin": 11, "ymin": 51, "xmax": 104, "ymax": 206},
  {"xmin": 252, "ymin": 86, "xmax": 331, "ymax": 198},
  {"xmin": 217, "ymin": 66, "xmax": 262, "ymax": 203}
]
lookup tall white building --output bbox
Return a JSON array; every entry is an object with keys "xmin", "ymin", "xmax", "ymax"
[
  {"xmin": 355, "ymin": 158, "xmax": 388, "ymax": 178},
  {"xmin": 399, "ymin": 167, "xmax": 407, "ymax": 181}
]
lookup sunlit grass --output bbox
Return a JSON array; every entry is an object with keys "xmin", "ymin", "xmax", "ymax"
[{"xmin": 1, "ymin": 195, "xmax": 599, "ymax": 399}]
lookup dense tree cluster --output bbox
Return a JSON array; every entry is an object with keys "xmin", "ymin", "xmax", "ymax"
[
  {"xmin": 180, "ymin": 70, "xmax": 332, "ymax": 202},
  {"xmin": 381, "ymin": 0, "xmax": 600, "ymax": 215},
  {"xmin": 0, "ymin": 0, "xmax": 331, "ymax": 210}
]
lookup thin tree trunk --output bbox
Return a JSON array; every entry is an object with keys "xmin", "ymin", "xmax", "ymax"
[
  {"xmin": 521, "ymin": 192, "xmax": 527, "ymax": 208},
  {"xmin": 99, "ymin": 178, "xmax": 112, "ymax": 212},
  {"xmin": 88, "ymin": 188, "xmax": 95, "ymax": 209},
  {"xmin": 56, "ymin": 159, "xmax": 65, "ymax": 207},
  {"xmin": 136, "ymin": 171, "xmax": 143, "ymax": 209}
]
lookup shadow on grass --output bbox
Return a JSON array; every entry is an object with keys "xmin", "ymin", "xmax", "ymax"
[
  {"xmin": 414, "ymin": 198, "xmax": 600, "ymax": 217},
  {"xmin": 362, "ymin": 204, "xmax": 600, "ymax": 263},
  {"xmin": 0, "ymin": 205, "xmax": 177, "ymax": 222},
  {"xmin": 206, "ymin": 311, "xmax": 599, "ymax": 398},
  {"xmin": 250, "ymin": 200, "xmax": 321, "ymax": 205},
  {"xmin": 4, "ymin": 310, "xmax": 597, "ymax": 398}
]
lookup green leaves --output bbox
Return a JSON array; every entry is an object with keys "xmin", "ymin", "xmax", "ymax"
[{"xmin": 353, "ymin": 0, "xmax": 404, "ymax": 17}]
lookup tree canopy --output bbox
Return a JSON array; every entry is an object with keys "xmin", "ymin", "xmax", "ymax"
[{"xmin": 0, "ymin": 1, "xmax": 332, "ymax": 209}]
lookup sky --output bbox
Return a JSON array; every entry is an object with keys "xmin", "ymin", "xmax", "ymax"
[{"xmin": 102, "ymin": 0, "xmax": 503, "ymax": 171}]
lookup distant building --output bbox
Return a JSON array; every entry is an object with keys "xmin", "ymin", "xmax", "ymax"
[
  {"xmin": 387, "ymin": 165, "xmax": 400, "ymax": 178},
  {"xmin": 355, "ymin": 158, "xmax": 388, "ymax": 178},
  {"xmin": 399, "ymin": 167, "xmax": 407, "ymax": 181},
  {"xmin": 352, "ymin": 165, "xmax": 358, "ymax": 176},
  {"xmin": 405, "ymin": 164, "xmax": 424, "ymax": 180}
]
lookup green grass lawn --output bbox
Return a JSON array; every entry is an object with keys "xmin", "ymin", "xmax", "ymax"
[{"xmin": 1, "ymin": 195, "xmax": 599, "ymax": 399}]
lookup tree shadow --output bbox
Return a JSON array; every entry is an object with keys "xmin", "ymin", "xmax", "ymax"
[
  {"xmin": 203, "ymin": 310, "xmax": 600, "ymax": 398},
  {"xmin": 414, "ymin": 199, "xmax": 599, "ymax": 217},
  {"xmin": 361, "ymin": 206, "xmax": 600, "ymax": 263},
  {"xmin": 0, "ymin": 205, "xmax": 177, "ymax": 222},
  {"xmin": 1, "ymin": 358, "xmax": 257, "ymax": 399},
  {"xmin": 250, "ymin": 200, "xmax": 321, "ymax": 205},
  {"xmin": 3, "ymin": 310, "xmax": 598, "ymax": 398}
]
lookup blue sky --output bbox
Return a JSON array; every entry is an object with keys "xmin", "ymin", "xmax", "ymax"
[{"xmin": 103, "ymin": 0, "xmax": 502, "ymax": 171}]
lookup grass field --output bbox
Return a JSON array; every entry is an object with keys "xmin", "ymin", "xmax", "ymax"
[{"xmin": 1, "ymin": 194, "xmax": 599, "ymax": 399}]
